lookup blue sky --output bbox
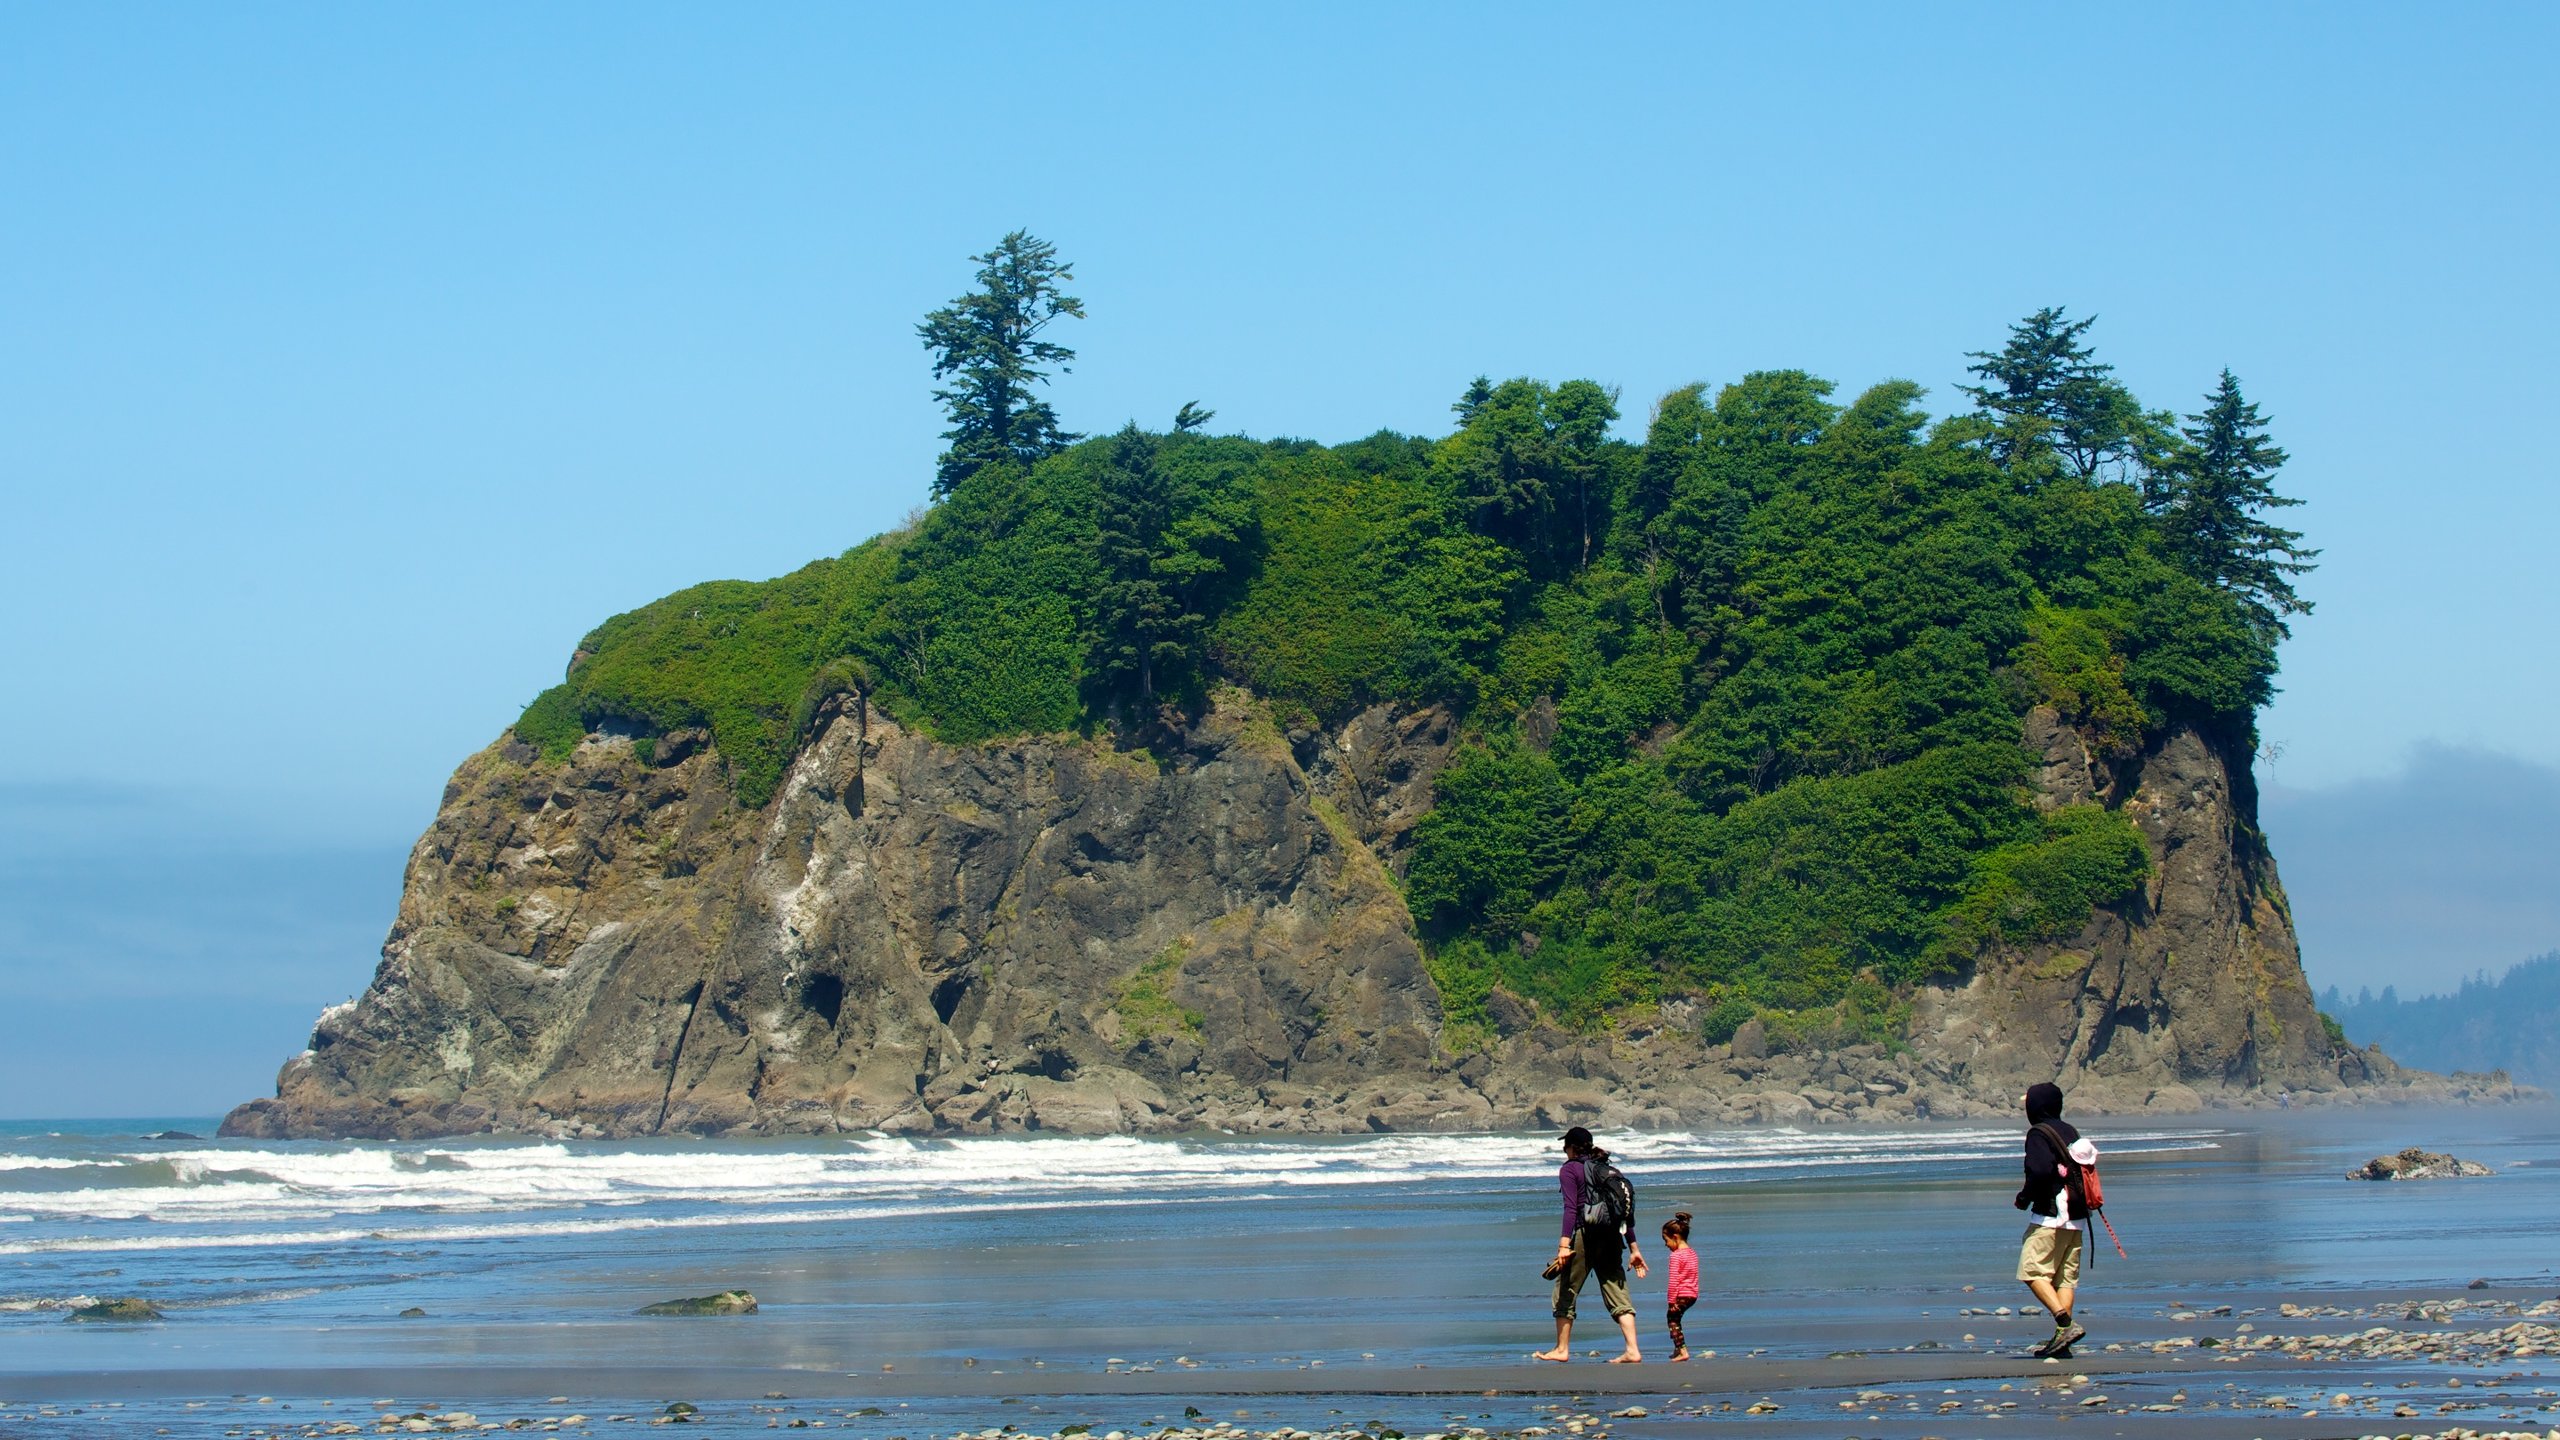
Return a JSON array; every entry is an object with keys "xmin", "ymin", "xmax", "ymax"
[{"xmin": 3, "ymin": 5, "xmax": 2555, "ymax": 1113}]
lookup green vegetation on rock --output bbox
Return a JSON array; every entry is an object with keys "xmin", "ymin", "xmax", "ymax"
[
  {"xmin": 1113, "ymin": 939, "xmax": 1203, "ymax": 1042},
  {"xmin": 514, "ymin": 279, "xmax": 2307, "ymax": 1043},
  {"xmin": 864, "ymin": 457, "xmax": 1095, "ymax": 742},
  {"xmin": 516, "ymin": 544, "xmax": 896, "ymax": 807},
  {"xmin": 1209, "ymin": 435, "xmax": 1515, "ymax": 723},
  {"xmin": 67, "ymin": 1297, "xmax": 165, "ymax": 1322},
  {"xmin": 1937, "ymin": 803, "xmax": 2156, "ymax": 970},
  {"xmin": 636, "ymin": 1290, "xmax": 758, "ymax": 1316}
]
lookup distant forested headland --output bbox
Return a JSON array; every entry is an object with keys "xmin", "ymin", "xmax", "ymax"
[
  {"xmin": 2324, "ymin": 953, "xmax": 2560, "ymax": 1086},
  {"xmin": 512, "ymin": 232, "xmax": 2317, "ymax": 1046}
]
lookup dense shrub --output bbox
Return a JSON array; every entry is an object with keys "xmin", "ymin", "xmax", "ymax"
[
  {"xmin": 1211, "ymin": 443, "xmax": 1514, "ymax": 721},
  {"xmin": 1406, "ymin": 744, "xmax": 1574, "ymax": 943},
  {"xmin": 512, "ymin": 543, "xmax": 895, "ymax": 805},
  {"xmin": 859, "ymin": 459, "xmax": 1096, "ymax": 741},
  {"xmin": 1934, "ymin": 803, "xmax": 2154, "ymax": 968}
]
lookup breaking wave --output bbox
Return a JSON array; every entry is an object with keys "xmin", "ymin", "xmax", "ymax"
[{"xmin": 0, "ymin": 1125, "xmax": 2220, "ymax": 1258}]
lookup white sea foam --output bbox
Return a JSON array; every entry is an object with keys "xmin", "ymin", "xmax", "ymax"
[
  {"xmin": 190, "ymin": 1285, "xmax": 332, "ymax": 1309},
  {"xmin": 0, "ymin": 1293, "xmax": 98, "ymax": 1311},
  {"xmin": 0, "ymin": 1155, "xmax": 94, "ymax": 1171},
  {"xmin": 0, "ymin": 1125, "xmax": 2222, "ymax": 1255},
  {"xmin": 0, "ymin": 1193, "xmax": 1163, "ymax": 1256}
]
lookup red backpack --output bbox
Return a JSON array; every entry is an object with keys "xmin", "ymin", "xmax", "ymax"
[{"xmin": 2036, "ymin": 1122, "xmax": 2124, "ymax": 1258}]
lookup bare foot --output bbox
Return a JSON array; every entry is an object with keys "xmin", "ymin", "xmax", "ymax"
[
  {"xmin": 1607, "ymin": 1351, "xmax": 1642, "ymax": 1364},
  {"xmin": 1668, "ymin": 1350, "xmax": 1690, "ymax": 1363},
  {"xmin": 1531, "ymin": 1348, "xmax": 1571, "ymax": 1363}
]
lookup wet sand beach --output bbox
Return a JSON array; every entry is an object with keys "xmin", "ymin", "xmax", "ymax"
[{"xmin": 9, "ymin": 1311, "xmax": 2559, "ymax": 1439}]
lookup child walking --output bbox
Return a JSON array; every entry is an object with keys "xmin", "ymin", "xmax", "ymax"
[{"xmin": 1662, "ymin": 1212, "xmax": 1699, "ymax": 1361}]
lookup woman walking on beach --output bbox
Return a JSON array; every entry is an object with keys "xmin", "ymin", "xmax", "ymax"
[
  {"xmin": 1535, "ymin": 1126, "xmax": 1646, "ymax": 1364},
  {"xmin": 2014, "ymin": 1082, "xmax": 2091, "ymax": 1358}
]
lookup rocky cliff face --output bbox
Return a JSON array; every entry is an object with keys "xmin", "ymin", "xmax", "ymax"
[
  {"xmin": 225, "ymin": 696, "xmax": 2507, "ymax": 1140},
  {"xmin": 1912, "ymin": 710, "xmax": 2354, "ymax": 1113}
]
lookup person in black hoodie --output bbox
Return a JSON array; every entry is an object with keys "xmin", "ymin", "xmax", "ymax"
[{"xmin": 2013, "ymin": 1082, "xmax": 2088, "ymax": 1357}]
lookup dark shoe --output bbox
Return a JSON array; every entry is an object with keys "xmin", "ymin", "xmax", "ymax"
[{"xmin": 2032, "ymin": 1323, "xmax": 2085, "ymax": 1358}]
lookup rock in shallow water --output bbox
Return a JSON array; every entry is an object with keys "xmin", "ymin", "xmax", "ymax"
[
  {"xmin": 637, "ymin": 1290, "xmax": 757, "ymax": 1316},
  {"xmin": 66, "ymin": 1297, "xmax": 164, "ymax": 1322},
  {"xmin": 2345, "ymin": 1147, "xmax": 2495, "ymax": 1181}
]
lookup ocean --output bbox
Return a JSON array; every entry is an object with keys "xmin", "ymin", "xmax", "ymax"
[{"xmin": 4, "ymin": 1105, "xmax": 2557, "ymax": 1435}]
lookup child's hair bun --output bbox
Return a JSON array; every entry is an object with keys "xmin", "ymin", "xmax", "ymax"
[{"xmin": 1674, "ymin": 1211, "xmax": 1692, "ymax": 1222}]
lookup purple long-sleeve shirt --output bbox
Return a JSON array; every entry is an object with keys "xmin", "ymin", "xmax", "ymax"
[{"xmin": 1561, "ymin": 1156, "xmax": 1634, "ymax": 1243}]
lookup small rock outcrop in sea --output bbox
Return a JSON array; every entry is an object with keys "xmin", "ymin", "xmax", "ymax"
[
  {"xmin": 637, "ymin": 1291, "xmax": 757, "ymax": 1316},
  {"xmin": 66, "ymin": 1297, "xmax": 165, "ymax": 1322},
  {"xmin": 2347, "ymin": 1148, "xmax": 2496, "ymax": 1181},
  {"xmin": 223, "ymin": 691, "xmax": 2521, "ymax": 1140}
]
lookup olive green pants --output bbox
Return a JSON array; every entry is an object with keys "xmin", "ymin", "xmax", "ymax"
[{"xmin": 1552, "ymin": 1226, "xmax": 1632, "ymax": 1321}]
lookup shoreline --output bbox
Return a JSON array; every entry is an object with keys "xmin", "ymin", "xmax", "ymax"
[{"xmin": 209, "ymin": 1072, "xmax": 2548, "ymax": 1145}]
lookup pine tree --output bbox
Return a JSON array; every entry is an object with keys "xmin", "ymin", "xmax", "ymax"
[
  {"xmin": 918, "ymin": 231, "xmax": 1084, "ymax": 497},
  {"xmin": 1451, "ymin": 375, "xmax": 1495, "ymax": 427},
  {"xmin": 1434, "ymin": 376, "xmax": 1620, "ymax": 577},
  {"xmin": 1090, "ymin": 427, "xmax": 1178, "ymax": 700},
  {"xmin": 1089, "ymin": 424, "xmax": 1251, "ymax": 702},
  {"xmin": 1961, "ymin": 307, "xmax": 2145, "ymax": 482},
  {"xmin": 2152, "ymin": 369, "xmax": 2318, "ymax": 637}
]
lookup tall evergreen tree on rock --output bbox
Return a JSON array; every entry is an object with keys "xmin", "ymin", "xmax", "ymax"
[
  {"xmin": 1962, "ymin": 307, "xmax": 2148, "ymax": 482},
  {"xmin": 919, "ymin": 230, "xmax": 1085, "ymax": 497},
  {"xmin": 1088, "ymin": 424, "xmax": 1252, "ymax": 703},
  {"xmin": 2152, "ymin": 369, "xmax": 2317, "ymax": 639}
]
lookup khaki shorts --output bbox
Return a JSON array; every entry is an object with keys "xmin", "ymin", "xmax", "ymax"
[
  {"xmin": 1554, "ymin": 1227, "xmax": 1633, "ymax": 1321},
  {"xmin": 2016, "ymin": 1225, "xmax": 2083, "ymax": 1288}
]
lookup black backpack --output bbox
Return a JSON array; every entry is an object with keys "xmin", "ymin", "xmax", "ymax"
[{"xmin": 1579, "ymin": 1152, "xmax": 1634, "ymax": 1232}]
